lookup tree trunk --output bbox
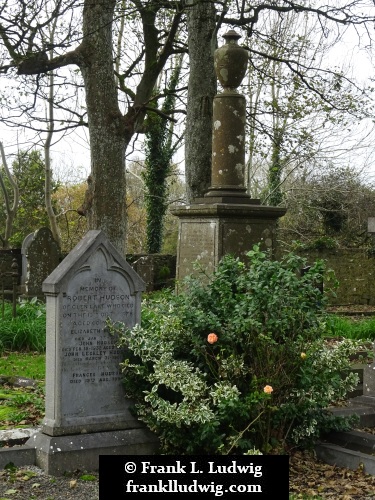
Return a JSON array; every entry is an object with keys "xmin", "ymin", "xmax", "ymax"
[
  {"xmin": 0, "ymin": 142, "xmax": 19, "ymax": 249},
  {"xmin": 185, "ymin": 0, "xmax": 217, "ymax": 202},
  {"xmin": 79, "ymin": 0, "xmax": 127, "ymax": 254},
  {"xmin": 45, "ymin": 44, "xmax": 62, "ymax": 249}
]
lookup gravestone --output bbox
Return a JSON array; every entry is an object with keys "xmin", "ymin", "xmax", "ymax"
[
  {"xmin": 27, "ymin": 230, "xmax": 158, "ymax": 475},
  {"xmin": 21, "ymin": 232, "xmax": 34, "ymax": 289},
  {"xmin": 22, "ymin": 228, "xmax": 61, "ymax": 298},
  {"xmin": 359, "ymin": 354, "xmax": 375, "ymax": 404}
]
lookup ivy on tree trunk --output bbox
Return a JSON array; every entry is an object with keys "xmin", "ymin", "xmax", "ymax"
[{"xmin": 143, "ymin": 62, "xmax": 182, "ymax": 254}]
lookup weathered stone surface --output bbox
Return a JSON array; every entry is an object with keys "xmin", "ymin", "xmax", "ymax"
[
  {"xmin": 0, "ymin": 249, "xmax": 21, "ymax": 290},
  {"xmin": 172, "ymin": 204, "xmax": 285, "ymax": 285},
  {"xmin": 29, "ymin": 428, "xmax": 158, "ymax": 476},
  {"xmin": 172, "ymin": 31, "xmax": 286, "ymax": 283},
  {"xmin": 26, "ymin": 230, "xmax": 158, "ymax": 475},
  {"xmin": 0, "ymin": 446, "xmax": 36, "ymax": 469},
  {"xmin": 21, "ymin": 232, "xmax": 34, "ymax": 288},
  {"xmin": 127, "ymin": 254, "xmax": 176, "ymax": 291},
  {"xmin": 295, "ymin": 248, "xmax": 375, "ymax": 305},
  {"xmin": 211, "ymin": 93, "xmax": 246, "ymax": 190},
  {"xmin": 41, "ymin": 230, "xmax": 145, "ymax": 437},
  {"xmin": 23, "ymin": 228, "xmax": 60, "ymax": 298},
  {"xmin": 0, "ymin": 376, "xmax": 37, "ymax": 388}
]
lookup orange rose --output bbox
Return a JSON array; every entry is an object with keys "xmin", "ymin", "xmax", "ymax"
[
  {"xmin": 207, "ymin": 333, "xmax": 218, "ymax": 344},
  {"xmin": 263, "ymin": 385, "xmax": 273, "ymax": 394}
]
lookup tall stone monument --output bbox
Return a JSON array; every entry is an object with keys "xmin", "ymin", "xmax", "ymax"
[
  {"xmin": 27, "ymin": 231, "xmax": 158, "ymax": 475},
  {"xmin": 173, "ymin": 31, "xmax": 286, "ymax": 283}
]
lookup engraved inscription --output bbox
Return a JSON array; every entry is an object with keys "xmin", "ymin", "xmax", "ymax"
[{"xmin": 60, "ymin": 268, "xmax": 136, "ymax": 417}]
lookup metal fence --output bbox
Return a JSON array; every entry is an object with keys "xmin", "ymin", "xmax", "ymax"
[{"xmin": 0, "ymin": 258, "xmax": 19, "ymax": 318}]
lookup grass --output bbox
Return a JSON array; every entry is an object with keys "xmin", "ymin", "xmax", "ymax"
[
  {"xmin": 0, "ymin": 298, "xmax": 46, "ymax": 353},
  {"xmin": 0, "ymin": 383, "xmax": 45, "ymax": 430},
  {"xmin": 0, "ymin": 350, "xmax": 45, "ymax": 430},
  {"xmin": 327, "ymin": 314, "xmax": 375, "ymax": 341},
  {"xmin": 0, "ymin": 352, "xmax": 45, "ymax": 380}
]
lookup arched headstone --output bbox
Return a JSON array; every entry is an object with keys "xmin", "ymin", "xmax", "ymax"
[{"xmin": 29, "ymin": 230, "xmax": 158, "ymax": 475}]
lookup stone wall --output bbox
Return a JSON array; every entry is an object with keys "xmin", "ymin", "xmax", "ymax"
[
  {"xmin": 0, "ymin": 250, "xmax": 177, "ymax": 296},
  {"xmin": 296, "ymin": 248, "xmax": 375, "ymax": 305},
  {"xmin": 4, "ymin": 245, "xmax": 375, "ymax": 305}
]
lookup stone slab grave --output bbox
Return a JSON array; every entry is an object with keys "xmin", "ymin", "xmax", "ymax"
[{"xmin": 27, "ymin": 230, "xmax": 158, "ymax": 475}]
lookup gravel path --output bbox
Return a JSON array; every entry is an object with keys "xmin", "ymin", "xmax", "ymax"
[{"xmin": 0, "ymin": 465, "xmax": 99, "ymax": 500}]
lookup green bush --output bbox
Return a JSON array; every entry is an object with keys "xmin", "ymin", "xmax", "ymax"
[{"xmin": 113, "ymin": 246, "xmax": 364, "ymax": 455}]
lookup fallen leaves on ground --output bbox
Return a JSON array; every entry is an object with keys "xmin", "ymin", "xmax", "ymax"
[
  {"xmin": 0, "ymin": 466, "xmax": 99, "ymax": 500},
  {"xmin": 289, "ymin": 449, "xmax": 375, "ymax": 499}
]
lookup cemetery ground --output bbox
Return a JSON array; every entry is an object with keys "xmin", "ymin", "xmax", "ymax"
[
  {"xmin": 1, "ymin": 355, "xmax": 375, "ymax": 497},
  {"xmin": 2, "ymin": 300, "xmax": 375, "ymax": 498}
]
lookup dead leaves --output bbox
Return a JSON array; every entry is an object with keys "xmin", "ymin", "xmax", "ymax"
[
  {"xmin": 290, "ymin": 449, "xmax": 375, "ymax": 498},
  {"xmin": 0, "ymin": 466, "xmax": 99, "ymax": 500}
]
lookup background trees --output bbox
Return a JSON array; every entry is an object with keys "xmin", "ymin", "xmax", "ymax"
[
  {"xmin": 243, "ymin": 9, "xmax": 374, "ymax": 208},
  {"xmin": 52, "ymin": 180, "xmax": 88, "ymax": 253},
  {"xmin": 184, "ymin": 1, "xmax": 375, "ymax": 202},
  {"xmin": 184, "ymin": 0, "xmax": 217, "ymax": 203},
  {"xmin": 143, "ymin": 58, "xmax": 183, "ymax": 253},
  {"xmin": 279, "ymin": 166, "xmax": 375, "ymax": 250},
  {"xmin": 0, "ymin": 142, "xmax": 18, "ymax": 249},
  {"xmin": 0, "ymin": 150, "xmax": 57, "ymax": 248},
  {"xmin": 126, "ymin": 159, "xmax": 185, "ymax": 255},
  {"xmin": 0, "ymin": 1, "xmax": 375, "ymax": 253},
  {"xmin": 0, "ymin": 0, "xmax": 184, "ymax": 252}
]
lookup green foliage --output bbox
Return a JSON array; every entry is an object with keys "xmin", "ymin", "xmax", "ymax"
[
  {"xmin": 280, "ymin": 166, "xmax": 375, "ymax": 250},
  {"xmin": 304, "ymin": 237, "xmax": 338, "ymax": 251},
  {"xmin": 0, "ymin": 298, "xmax": 46, "ymax": 353},
  {"xmin": 327, "ymin": 314, "xmax": 375, "ymax": 341},
  {"xmin": 0, "ymin": 351, "xmax": 45, "ymax": 380},
  {"xmin": 79, "ymin": 474, "xmax": 97, "ymax": 481},
  {"xmin": 0, "ymin": 384, "xmax": 45, "ymax": 429},
  {"xmin": 143, "ymin": 61, "xmax": 181, "ymax": 254},
  {"xmin": 113, "ymin": 246, "xmax": 362, "ymax": 454},
  {"xmin": 53, "ymin": 181, "xmax": 88, "ymax": 253},
  {"xmin": 0, "ymin": 150, "xmax": 59, "ymax": 247}
]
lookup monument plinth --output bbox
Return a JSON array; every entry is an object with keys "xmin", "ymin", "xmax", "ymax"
[{"xmin": 173, "ymin": 30, "xmax": 286, "ymax": 284}]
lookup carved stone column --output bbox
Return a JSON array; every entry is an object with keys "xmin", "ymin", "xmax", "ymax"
[{"xmin": 207, "ymin": 30, "xmax": 248, "ymax": 199}]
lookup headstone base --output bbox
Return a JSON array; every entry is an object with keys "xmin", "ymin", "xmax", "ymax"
[{"xmin": 27, "ymin": 428, "xmax": 159, "ymax": 476}]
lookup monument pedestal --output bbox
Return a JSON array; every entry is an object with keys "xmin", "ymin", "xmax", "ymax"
[
  {"xmin": 173, "ymin": 31, "xmax": 286, "ymax": 283},
  {"xmin": 172, "ymin": 201, "xmax": 286, "ymax": 284}
]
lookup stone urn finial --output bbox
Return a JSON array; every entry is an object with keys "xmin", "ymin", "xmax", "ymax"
[{"xmin": 214, "ymin": 30, "xmax": 248, "ymax": 92}]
